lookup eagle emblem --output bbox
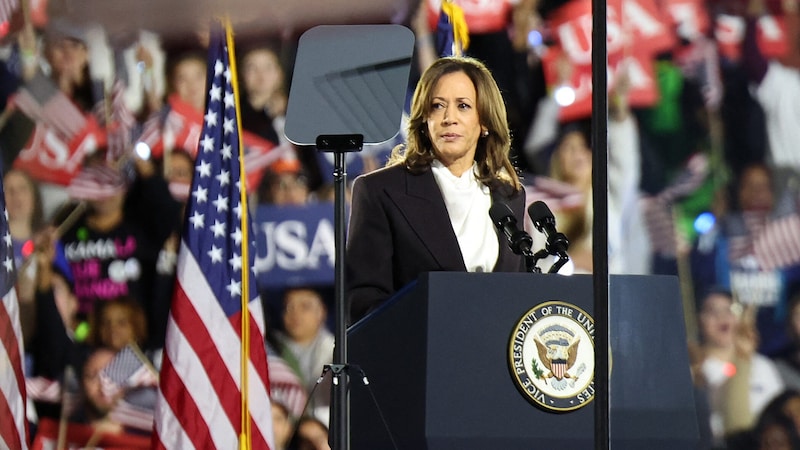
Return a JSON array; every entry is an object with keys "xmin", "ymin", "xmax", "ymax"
[{"xmin": 534, "ymin": 324, "xmax": 580, "ymax": 382}]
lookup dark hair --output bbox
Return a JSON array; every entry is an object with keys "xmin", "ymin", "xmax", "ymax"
[
  {"xmin": 390, "ymin": 56, "xmax": 521, "ymax": 191},
  {"xmin": 88, "ymin": 296, "xmax": 148, "ymax": 349}
]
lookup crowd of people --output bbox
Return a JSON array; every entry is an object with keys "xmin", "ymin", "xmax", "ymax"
[{"xmin": 1, "ymin": 0, "xmax": 800, "ymax": 448}]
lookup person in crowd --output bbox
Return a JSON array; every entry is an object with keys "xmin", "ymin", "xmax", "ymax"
[
  {"xmin": 138, "ymin": 50, "xmax": 206, "ymax": 161},
  {"xmin": 88, "ymin": 296, "xmax": 148, "ymax": 352},
  {"xmin": 775, "ymin": 292, "xmax": 800, "ymax": 391},
  {"xmin": 523, "ymin": 62, "xmax": 650, "ymax": 275},
  {"xmin": 60, "ymin": 152, "xmax": 180, "ymax": 332},
  {"xmin": 345, "ymin": 56, "xmax": 527, "ymax": 322},
  {"xmin": 272, "ymin": 401, "xmax": 295, "ymax": 450},
  {"xmin": 30, "ymin": 225, "xmax": 85, "ymax": 381},
  {"xmin": 728, "ymin": 389, "xmax": 800, "ymax": 450},
  {"xmin": 690, "ymin": 162, "xmax": 800, "ymax": 357},
  {"xmin": 257, "ymin": 160, "xmax": 312, "ymax": 206},
  {"xmin": 4, "ymin": 168, "xmax": 46, "ymax": 346},
  {"xmin": 167, "ymin": 51, "xmax": 207, "ymax": 117},
  {"xmin": 744, "ymin": 0, "xmax": 800, "ymax": 175},
  {"xmin": 695, "ymin": 288, "xmax": 784, "ymax": 446},
  {"xmin": 238, "ymin": 43, "xmax": 323, "ymax": 194},
  {"xmin": 290, "ymin": 415, "xmax": 331, "ymax": 450},
  {"xmin": 277, "ymin": 287, "xmax": 334, "ymax": 417}
]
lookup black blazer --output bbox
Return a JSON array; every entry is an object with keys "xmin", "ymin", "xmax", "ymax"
[{"xmin": 346, "ymin": 164, "xmax": 527, "ymax": 323}]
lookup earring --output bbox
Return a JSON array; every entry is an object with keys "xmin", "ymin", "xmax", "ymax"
[{"xmin": 482, "ymin": 130, "xmax": 489, "ymax": 137}]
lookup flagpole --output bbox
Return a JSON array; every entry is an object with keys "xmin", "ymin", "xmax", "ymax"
[
  {"xmin": 225, "ymin": 19, "xmax": 253, "ymax": 450},
  {"xmin": 591, "ymin": 0, "xmax": 610, "ymax": 448}
]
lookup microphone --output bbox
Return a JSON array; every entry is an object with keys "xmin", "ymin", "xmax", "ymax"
[
  {"xmin": 489, "ymin": 202, "xmax": 533, "ymax": 256},
  {"xmin": 527, "ymin": 201, "xmax": 569, "ymax": 257}
]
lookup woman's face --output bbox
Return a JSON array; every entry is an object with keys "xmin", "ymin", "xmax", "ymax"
[
  {"xmin": 759, "ymin": 423, "xmax": 793, "ymax": 450},
  {"xmin": 426, "ymin": 71, "xmax": 483, "ymax": 174},
  {"xmin": 242, "ymin": 49, "xmax": 283, "ymax": 99},
  {"xmin": 46, "ymin": 37, "xmax": 88, "ymax": 78},
  {"xmin": 283, "ymin": 289, "xmax": 326, "ymax": 343},
  {"xmin": 738, "ymin": 165, "xmax": 773, "ymax": 212},
  {"xmin": 99, "ymin": 304, "xmax": 136, "ymax": 352},
  {"xmin": 4, "ymin": 171, "xmax": 36, "ymax": 225},
  {"xmin": 699, "ymin": 293, "xmax": 737, "ymax": 349},
  {"xmin": 173, "ymin": 58, "xmax": 207, "ymax": 113},
  {"xmin": 555, "ymin": 131, "xmax": 592, "ymax": 187}
]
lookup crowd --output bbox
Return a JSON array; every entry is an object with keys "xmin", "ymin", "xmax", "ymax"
[{"xmin": 1, "ymin": 0, "xmax": 800, "ymax": 448}]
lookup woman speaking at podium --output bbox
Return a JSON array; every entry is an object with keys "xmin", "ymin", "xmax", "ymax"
[{"xmin": 346, "ymin": 56, "xmax": 527, "ymax": 323}]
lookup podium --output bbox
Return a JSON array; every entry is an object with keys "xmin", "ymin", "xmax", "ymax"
[{"xmin": 348, "ymin": 272, "xmax": 699, "ymax": 449}]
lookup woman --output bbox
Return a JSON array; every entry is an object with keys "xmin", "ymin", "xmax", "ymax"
[
  {"xmin": 696, "ymin": 288, "xmax": 784, "ymax": 445},
  {"xmin": 346, "ymin": 56, "xmax": 526, "ymax": 323}
]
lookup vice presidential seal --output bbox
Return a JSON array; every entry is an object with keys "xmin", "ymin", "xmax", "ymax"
[{"xmin": 508, "ymin": 301, "xmax": 595, "ymax": 412}]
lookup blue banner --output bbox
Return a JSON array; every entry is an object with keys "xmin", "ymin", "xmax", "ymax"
[{"xmin": 254, "ymin": 203, "xmax": 338, "ymax": 288}]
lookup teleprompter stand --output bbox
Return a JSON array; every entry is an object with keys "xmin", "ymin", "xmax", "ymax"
[{"xmin": 284, "ymin": 25, "xmax": 414, "ymax": 450}]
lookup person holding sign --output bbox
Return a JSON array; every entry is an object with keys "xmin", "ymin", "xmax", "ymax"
[{"xmin": 346, "ymin": 56, "xmax": 527, "ymax": 323}]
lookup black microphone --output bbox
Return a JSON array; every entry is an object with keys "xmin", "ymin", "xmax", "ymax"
[
  {"xmin": 489, "ymin": 203, "xmax": 533, "ymax": 256},
  {"xmin": 527, "ymin": 201, "xmax": 569, "ymax": 257}
]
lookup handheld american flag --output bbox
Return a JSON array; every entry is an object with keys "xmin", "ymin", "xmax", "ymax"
[
  {"xmin": 153, "ymin": 20, "xmax": 273, "ymax": 450},
  {"xmin": 435, "ymin": 0, "xmax": 469, "ymax": 57},
  {"xmin": 0, "ymin": 165, "xmax": 29, "ymax": 449}
]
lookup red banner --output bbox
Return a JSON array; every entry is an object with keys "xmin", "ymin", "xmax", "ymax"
[
  {"xmin": 715, "ymin": 14, "xmax": 790, "ymax": 60},
  {"xmin": 14, "ymin": 116, "xmax": 105, "ymax": 186},
  {"xmin": 544, "ymin": 0, "xmax": 661, "ymax": 121}
]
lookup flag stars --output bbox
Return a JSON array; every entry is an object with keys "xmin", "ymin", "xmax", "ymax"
[
  {"xmin": 209, "ymin": 84, "xmax": 222, "ymax": 102},
  {"xmin": 214, "ymin": 60, "xmax": 224, "ymax": 76},
  {"xmin": 3, "ymin": 231, "xmax": 11, "ymax": 248},
  {"xmin": 231, "ymin": 227, "xmax": 242, "ymax": 245},
  {"xmin": 216, "ymin": 170, "xmax": 230, "ymax": 187},
  {"xmin": 208, "ymin": 245, "xmax": 223, "ymax": 263},
  {"xmin": 224, "ymin": 68, "xmax": 232, "ymax": 84},
  {"xmin": 196, "ymin": 160, "xmax": 212, "ymax": 177},
  {"xmin": 204, "ymin": 110, "xmax": 218, "ymax": 127},
  {"xmin": 233, "ymin": 203, "xmax": 242, "ymax": 220},
  {"xmin": 211, "ymin": 220, "xmax": 226, "ymax": 238},
  {"xmin": 221, "ymin": 144, "xmax": 232, "ymax": 160},
  {"xmin": 192, "ymin": 186, "xmax": 208, "ymax": 203},
  {"xmin": 223, "ymin": 118, "xmax": 234, "ymax": 135},
  {"xmin": 213, "ymin": 194, "xmax": 229, "ymax": 212},
  {"xmin": 224, "ymin": 91, "xmax": 235, "ymax": 109},
  {"xmin": 189, "ymin": 211, "xmax": 204, "ymax": 229},
  {"xmin": 226, "ymin": 279, "xmax": 241, "ymax": 298},
  {"xmin": 4, "ymin": 256, "xmax": 13, "ymax": 272},
  {"xmin": 229, "ymin": 253, "xmax": 242, "ymax": 272},
  {"xmin": 201, "ymin": 135, "xmax": 215, "ymax": 152}
]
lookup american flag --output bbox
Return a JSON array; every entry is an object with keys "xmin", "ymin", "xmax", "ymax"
[
  {"xmin": 105, "ymin": 78, "xmax": 137, "ymax": 163},
  {"xmin": 0, "ymin": 165, "xmax": 29, "ymax": 449},
  {"xmin": 153, "ymin": 20, "xmax": 273, "ymax": 450},
  {"xmin": 0, "ymin": 0, "xmax": 19, "ymax": 26},
  {"xmin": 11, "ymin": 72, "xmax": 88, "ymax": 141},
  {"xmin": 435, "ymin": 0, "xmax": 469, "ymax": 57},
  {"xmin": 100, "ymin": 344, "xmax": 158, "ymax": 399}
]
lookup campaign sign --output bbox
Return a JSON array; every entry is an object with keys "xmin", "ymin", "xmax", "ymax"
[{"xmin": 254, "ymin": 203, "xmax": 338, "ymax": 288}]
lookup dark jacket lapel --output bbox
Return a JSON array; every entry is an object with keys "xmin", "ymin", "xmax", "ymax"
[{"xmin": 387, "ymin": 169, "xmax": 467, "ymax": 271}]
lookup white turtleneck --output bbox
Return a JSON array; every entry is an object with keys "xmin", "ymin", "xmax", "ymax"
[{"xmin": 431, "ymin": 160, "xmax": 499, "ymax": 272}]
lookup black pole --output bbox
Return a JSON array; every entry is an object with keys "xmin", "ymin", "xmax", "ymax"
[
  {"xmin": 591, "ymin": 0, "xmax": 610, "ymax": 449},
  {"xmin": 332, "ymin": 149, "xmax": 349, "ymax": 450},
  {"xmin": 317, "ymin": 134, "xmax": 363, "ymax": 450}
]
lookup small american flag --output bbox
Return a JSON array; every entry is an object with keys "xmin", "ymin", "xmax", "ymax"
[
  {"xmin": 105, "ymin": 78, "xmax": 137, "ymax": 163},
  {"xmin": 0, "ymin": 161, "xmax": 29, "ymax": 449},
  {"xmin": 100, "ymin": 344, "xmax": 158, "ymax": 399},
  {"xmin": 11, "ymin": 72, "xmax": 88, "ymax": 141},
  {"xmin": 153, "ymin": 20, "xmax": 273, "ymax": 450},
  {"xmin": 754, "ymin": 214, "xmax": 800, "ymax": 270},
  {"xmin": 0, "ymin": 0, "xmax": 19, "ymax": 26}
]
